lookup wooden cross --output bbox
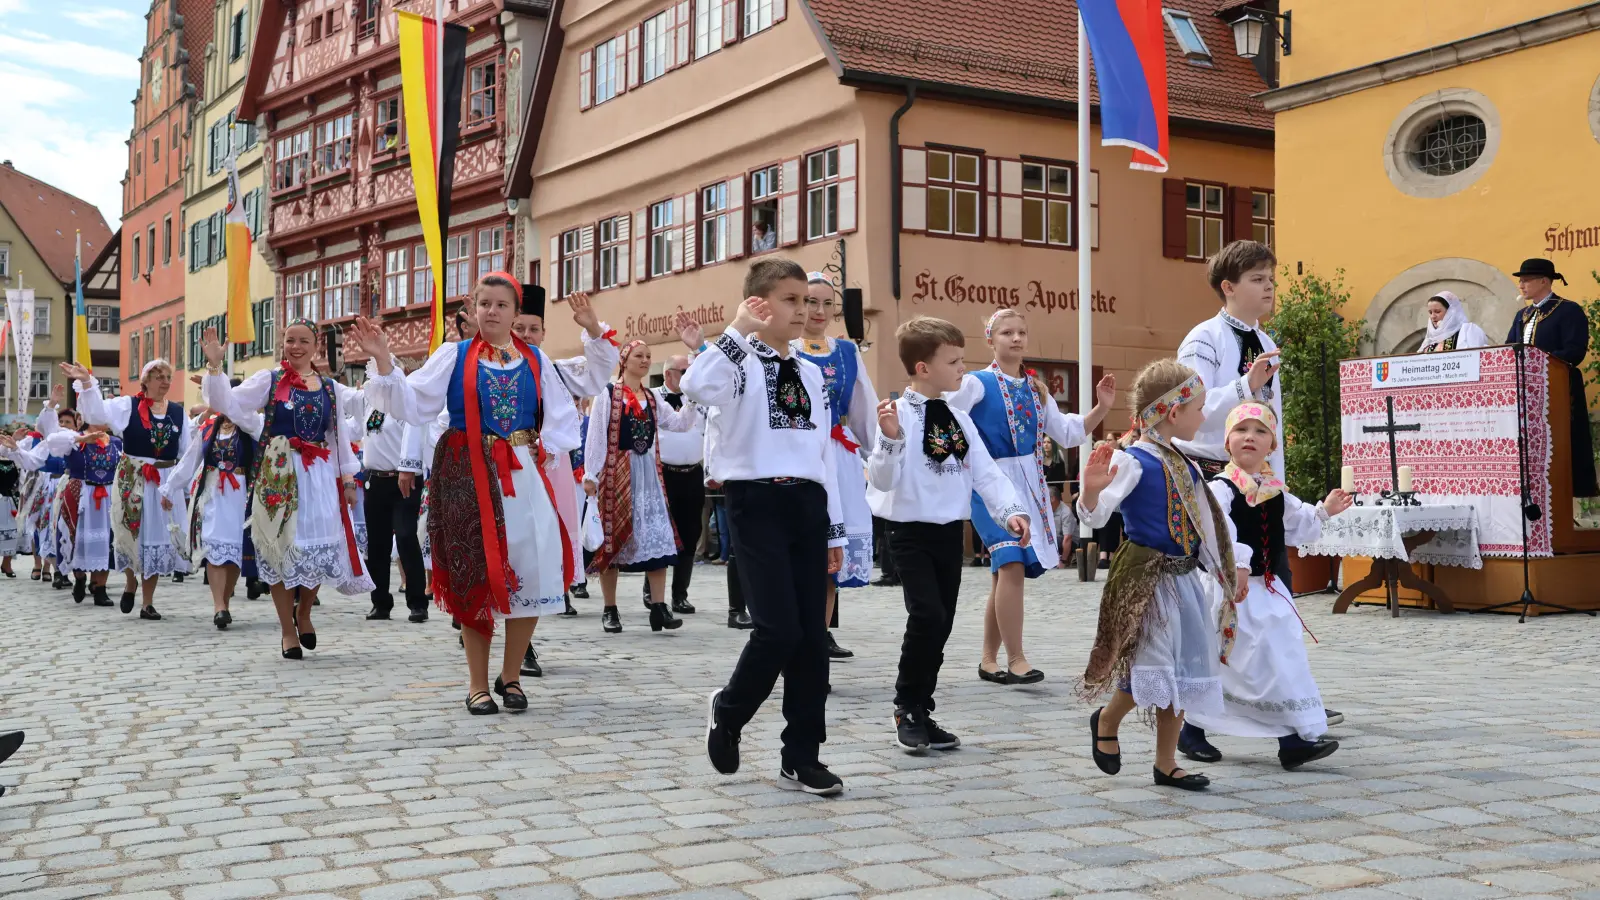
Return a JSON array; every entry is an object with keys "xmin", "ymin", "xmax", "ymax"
[{"xmin": 1362, "ymin": 395, "xmax": 1421, "ymax": 493}]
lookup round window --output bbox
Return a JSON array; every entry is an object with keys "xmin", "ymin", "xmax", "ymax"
[{"xmin": 1410, "ymin": 115, "xmax": 1487, "ymax": 176}]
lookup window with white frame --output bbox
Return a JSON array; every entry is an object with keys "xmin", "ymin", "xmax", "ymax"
[
  {"xmin": 384, "ymin": 247, "xmax": 408, "ymax": 308},
  {"xmin": 323, "ymin": 259, "xmax": 360, "ymax": 319},
  {"xmin": 466, "ymin": 61, "xmax": 496, "ymax": 126},
  {"xmin": 314, "ymin": 113, "xmax": 354, "ymax": 175},
  {"xmin": 0, "ymin": 244, "xmax": 9, "ymax": 277},
  {"xmin": 375, "ymin": 96, "xmax": 404, "ymax": 152},
  {"xmin": 411, "ymin": 244, "xmax": 432, "ymax": 305},
  {"xmin": 805, "ymin": 146, "xmax": 840, "ymax": 241},
  {"xmin": 446, "ymin": 233, "xmax": 472, "ymax": 298},
  {"xmin": 132, "ymin": 233, "xmax": 143, "ymax": 276},
  {"xmin": 744, "ymin": 0, "xmax": 774, "ymax": 37},
  {"xmin": 700, "ymin": 182, "xmax": 729, "ymax": 265},
  {"xmin": 29, "ymin": 369, "xmax": 50, "ymax": 401},
  {"xmin": 1185, "ymin": 181, "xmax": 1226, "ymax": 260},
  {"xmin": 649, "ymin": 200, "xmax": 676, "ymax": 278},
  {"xmin": 286, "ymin": 268, "xmax": 320, "ymax": 320},
  {"xmin": 927, "ymin": 149, "xmax": 980, "ymax": 236},
  {"xmin": 593, "ymin": 36, "xmax": 622, "ymax": 105},
  {"xmin": 695, "ymin": 0, "xmax": 724, "ymax": 58},
  {"xmin": 643, "ymin": 11, "xmax": 671, "ymax": 82},
  {"xmin": 32, "ymin": 301, "xmax": 50, "ymax": 335},
  {"xmin": 273, "ymin": 129, "xmax": 310, "ymax": 190},
  {"xmin": 558, "ymin": 228, "xmax": 583, "ymax": 298},
  {"xmin": 1251, "ymin": 189, "xmax": 1274, "ymax": 250},
  {"xmin": 598, "ymin": 216, "xmax": 624, "ymax": 289},
  {"xmin": 475, "ymin": 226, "xmax": 505, "ymax": 281},
  {"xmin": 101, "ymin": 376, "xmax": 120, "ymax": 397},
  {"xmin": 1022, "ymin": 161, "xmax": 1073, "ymax": 246},
  {"xmin": 1163, "ymin": 10, "xmax": 1211, "ymax": 62},
  {"xmin": 749, "ymin": 164, "xmax": 779, "ymax": 253},
  {"xmin": 87, "ymin": 304, "xmax": 117, "ymax": 333}
]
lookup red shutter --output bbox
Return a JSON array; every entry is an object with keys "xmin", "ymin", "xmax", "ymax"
[
  {"xmin": 616, "ymin": 216, "xmax": 631, "ymax": 286},
  {"xmin": 579, "ymin": 50, "xmax": 593, "ymax": 110},
  {"xmin": 675, "ymin": 1, "xmax": 691, "ymax": 68},
  {"xmin": 722, "ymin": 0, "xmax": 739, "ymax": 46},
  {"xmin": 681, "ymin": 191, "xmax": 698, "ymax": 270},
  {"xmin": 727, "ymin": 174, "xmax": 746, "ymax": 259},
  {"xmin": 1161, "ymin": 178, "xmax": 1186, "ymax": 259},
  {"xmin": 1227, "ymin": 186, "xmax": 1251, "ymax": 245},
  {"xmin": 778, "ymin": 157, "xmax": 801, "ymax": 247},
  {"xmin": 837, "ymin": 141, "xmax": 858, "ymax": 234}
]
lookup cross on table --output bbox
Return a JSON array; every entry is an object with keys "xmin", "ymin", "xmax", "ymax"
[{"xmin": 1362, "ymin": 395, "xmax": 1421, "ymax": 494}]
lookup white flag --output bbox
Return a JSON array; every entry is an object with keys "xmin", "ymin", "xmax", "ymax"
[{"xmin": 5, "ymin": 289, "xmax": 35, "ymax": 415}]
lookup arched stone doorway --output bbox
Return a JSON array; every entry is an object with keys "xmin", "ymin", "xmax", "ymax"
[{"xmin": 1360, "ymin": 258, "xmax": 1523, "ymax": 356}]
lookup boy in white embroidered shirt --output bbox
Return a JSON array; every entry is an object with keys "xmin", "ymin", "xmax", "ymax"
[
  {"xmin": 684, "ymin": 257, "xmax": 849, "ymax": 797},
  {"xmin": 867, "ymin": 316, "xmax": 1030, "ymax": 754}
]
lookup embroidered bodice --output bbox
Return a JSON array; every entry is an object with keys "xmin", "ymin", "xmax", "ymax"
[
  {"xmin": 205, "ymin": 426, "xmax": 247, "ymax": 473},
  {"xmin": 794, "ymin": 338, "xmax": 856, "ymax": 429},
  {"xmin": 446, "ymin": 340, "xmax": 542, "ymax": 438},
  {"xmin": 613, "ymin": 386, "xmax": 656, "ymax": 455},
  {"xmin": 967, "ymin": 368, "xmax": 1041, "ymax": 460},
  {"xmin": 122, "ymin": 400, "xmax": 184, "ymax": 460},
  {"xmin": 1216, "ymin": 477, "xmax": 1287, "ymax": 580},
  {"xmin": 68, "ymin": 438, "xmax": 122, "ymax": 485},
  {"xmin": 1420, "ymin": 333, "xmax": 1458, "ymax": 353},
  {"xmin": 270, "ymin": 383, "xmax": 335, "ymax": 442},
  {"xmin": 1121, "ymin": 446, "xmax": 1200, "ymax": 557}
]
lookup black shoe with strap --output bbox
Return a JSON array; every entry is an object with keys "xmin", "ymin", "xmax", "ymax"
[
  {"xmin": 465, "ymin": 691, "xmax": 498, "ymax": 715},
  {"xmin": 493, "ymin": 676, "xmax": 528, "ymax": 712},
  {"xmin": 1153, "ymin": 764, "xmax": 1210, "ymax": 791},
  {"xmin": 1089, "ymin": 708, "xmax": 1122, "ymax": 775}
]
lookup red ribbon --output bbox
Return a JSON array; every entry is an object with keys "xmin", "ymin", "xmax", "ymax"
[
  {"xmin": 92, "ymin": 485, "xmax": 108, "ymax": 510},
  {"xmin": 288, "ymin": 437, "xmax": 330, "ymax": 470},
  {"xmin": 218, "ymin": 470, "xmax": 241, "ymax": 492},
  {"xmin": 272, "ymin": 361, "xmax": 310, "ymax": 404},
  {"xmin": 79, "ymin": 433, "xmax": 109, "ymax": 447},
  {"xmin": 24, "ymin": 431, "xmax": 41, "ymax": 442},
  {"xmin": 490, "ymin": 437, "xmax": 523, "ymax": 498},
  {"xmin": 599, "ymin": 327, "xmax": 620, "ymax": 348},
  {"xmin": 830, "ymin": 424, "xmax": 860, "ymax": 453},
  {"xmin": 135, "ymin": 392, "xmax": 156, "ymax": 429},
  {"xmin": 139, "ymin": 463, "xmax": 161, "ymax": 485},
  {"xmin": 618, "ymin": 384, "xmax": 646, "ymax": 418}
]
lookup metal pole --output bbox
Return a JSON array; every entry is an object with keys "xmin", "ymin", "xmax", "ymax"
[{"xmin": 1076, "ymin": 11, "xmax": 1094, "ymax": 555}]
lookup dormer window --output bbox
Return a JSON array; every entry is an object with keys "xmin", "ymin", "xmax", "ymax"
[{"xmin": 1163, "ymin": 10, "xmax": 1212, "ymax": 64}]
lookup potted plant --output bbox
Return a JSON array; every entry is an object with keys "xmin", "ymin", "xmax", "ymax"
[{"xmin": 1269, "ymin": 266, "xmax": 1365, "ymax": 594}]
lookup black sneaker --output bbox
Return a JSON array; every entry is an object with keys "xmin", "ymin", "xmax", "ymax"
[
  {"xmin": 778, "ymin": 763, "xmax": 843, "ymax": 796},
  {"xmin": 894, "ymin": 708, "xmax": 930, "ymax": 753},
  {"xmin": 924, "ymin": 716, "xmax": 961, "ymax": 751},
  {"xmin": 826, "ymin": 631, "xmax": 853, "ymax": 660},
  {"xmin": 705, "ymin": 688, "xmax": 740, "ymax": 775}
]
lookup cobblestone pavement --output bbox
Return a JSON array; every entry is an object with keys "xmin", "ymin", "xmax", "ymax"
[{"xmin": 4, "ymin": 562, "xmax": 1600, "ymax": 900}]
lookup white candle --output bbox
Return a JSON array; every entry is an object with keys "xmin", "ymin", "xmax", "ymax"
[
  {"xmin": 1397, "ymin": 465, "xmax": 1414, "ymax": 493},
  {"xmin": 1341, "ymin": 465, "xmax": 1356, "ymax": 494}
]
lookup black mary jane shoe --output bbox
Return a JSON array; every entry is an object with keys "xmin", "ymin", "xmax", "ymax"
[
  {"xmin": 119, "ymin": 592, "xmax": 135, "ymax": 614},
  {"xmin": 650, "ymin": 602, "xmax": 683, "ymax": 632},
  {"xmin": 282, "ymin": 642, "xmax": 303, "ymax": 660},
  {"xmin": 139, "ymin": 606, "xmax": 162, "ymax": 621},
  {"xmin": 214, "ymin": 610, "xmax": 232, "ymax": 630},
  {"xmin": 299, "ymin": 631, "xmax": 317, "ymax": 651},
  {"xmin": 978, "ymin": 665, "xmax": 1009, "ymax": 685},
  {"xmin": 1089, "ymin": 708, "xmax": 1122, "ymax": 775},
  {"xmin": 466, "ymin": 691, "xmax": 499, "ymax": 715},
  {"xmin": 602, "ymin": 607, "xmax": 623, "ymax": 633},
  {"xmin": 1153, "ymin": 765, "xmax": 1210, "ymax": 791},
  {"xmin": 91, "ymin": 586, "xmax": 113, "ymax": 607},
  {"xmin": 521, "ymin": 645, "xmax": 543, "ymax": 678},
  {"xmin": 672, "ymin": 598, "xmax": 696, "ymax": 615},
  {"xmin": 1279, "ymin": 739, "xmax": 1339, "ymax": 771},
  {"xmin": 493, "ymin": 676, "xmax": 528, "ymax": 712},
  {"xmin": 72, "ymin": 577, "xmax": 87, "ymax": 603},
  {"xmin": 1179, "ymin": 728, "xmax": 1223, "ymax": 764},
  {"xmin": 1008, "ymin": 668, "xmax": 1045, "ymax": 685}
]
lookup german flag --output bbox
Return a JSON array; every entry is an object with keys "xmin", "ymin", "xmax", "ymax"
[{"xmin": 397, "ymin": 10, "xmax": 468, "ymax": 353}]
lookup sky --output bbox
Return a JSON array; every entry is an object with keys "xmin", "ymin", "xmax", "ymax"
[{"xmin": 0, "ymin": 0, "xmax": 145, "ymax": 228}]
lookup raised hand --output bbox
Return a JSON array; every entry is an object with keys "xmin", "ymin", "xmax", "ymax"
[
  {"xmin": 1246, "ymin": 349, "xmax": 1281, "ymax": 393},
  {"xmin": 1081, "ymin": 443, "xmax": 1119, "ymax": 494},
  {"xmin": 876, "ymin": 398, "xmax": 901, "ymax": 441},
  {"xmin": 730, "ymin": 297, "xmax": 773, "ymax": 337},
  {"xmin": 58, "ymin": 361, "xmax": 92, "ymax": 384},
  {"xmin": 676, "ymin": 312, "xmax": 704, "ymax": 351},
  {"xmin": 50, "ymin": 383, "xmax": 67, "ymax": 406},
  {"xmin": 0, "ymin": 434, "xmax": 16, "ymax": 450},
  {"xmin": 348, "ymin": 318, "xmax": 393, "ymax": 375},
  {"xmin": 189, "ymin": 375, "xmax": 204, "ymax": 388},
  {"xmin": 1324, "ymin": 488, "xmax": 1353, "ymax": 516},
  {"xmin": 1095, "ymin": 373, "xmax": 1117, "ymax": 409},
  {"xmin": 569, "ymin": 291, "xmax": 601, "ymax": 336},
  {"xmin": 201, "ymin": 328, "xmax": 226, "ymax": 368}
]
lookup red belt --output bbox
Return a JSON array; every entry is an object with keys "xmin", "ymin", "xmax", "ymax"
[
  {"xmin": 218, "ymin": 470, "xmax": 241, "ymax": 492},
  {"xmin": 92, "ymin": 485, "xmax": 108, "ymax": 510},
  {"xmin": 830, "ymin": 424, "xmax": 860, "ymax": 453},
  {"xmin": 289, "ymin": 437, "xmax": 331, "ymax": 470}
]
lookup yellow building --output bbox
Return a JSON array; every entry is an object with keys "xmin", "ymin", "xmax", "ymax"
[
  {"xmin": 1266, "ymin": 1, "xmax": 1600, "ymax": 353},
  {"xmin": 182, "ymin": 0, "xmax": 278, "ymax": 380}
]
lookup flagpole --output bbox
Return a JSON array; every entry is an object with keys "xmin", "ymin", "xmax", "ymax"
[{"xmin": 1076, "ymin": 8, "xmax": 1095, "ymax": 568}]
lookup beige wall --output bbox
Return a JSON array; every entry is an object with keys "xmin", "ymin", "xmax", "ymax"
[{"xmin": 0, "ymin": 204, "xmax": 73, "ymax": 409}]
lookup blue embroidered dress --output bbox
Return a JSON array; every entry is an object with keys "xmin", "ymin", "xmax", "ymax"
[
  {"xmin": 793, "ymin": 337, "xmax": 877, "ymax": 587},
  {"xmin": 32, "ymin": 431, "xmax": 123, "ymax": 573},
  {"xmin": 74, "ymin": 383, "xmax": 194, "ymax": 578},
  {"xmin": 950, "ymin": 366, "xmax": 1086, "ymax": 577}
]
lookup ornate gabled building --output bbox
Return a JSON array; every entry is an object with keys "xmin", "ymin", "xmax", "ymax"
[{"xmin": 237, "ymin": 0, "xmax": 553, "ymax": 372}]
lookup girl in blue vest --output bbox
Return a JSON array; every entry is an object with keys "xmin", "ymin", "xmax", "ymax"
[
  {"xmin": 948, "ymin": 308, "xmax": 1114, "ymax": 685},
  {"xmin": 164, "ymin": 408, "xmax": 263, "ymax": 630},
  {"xmin": 200, "ymin": 320, "xmax": 374, "ymax": 660},
  {"xmin": 1076, "ymin": 358, "xmax": 1239, "ymax": 792},
  {"xmin": 64, "ymin": 358, "xmax": 194, "ymax": 618},
  {"xmin": 12, "ymin": 415, "xmax": 125, "ymax": 607}
]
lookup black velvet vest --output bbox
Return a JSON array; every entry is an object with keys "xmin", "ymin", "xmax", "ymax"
[{"xmin": 1215, "ymin": 476, "xmax": 1292, "ymax": 592}]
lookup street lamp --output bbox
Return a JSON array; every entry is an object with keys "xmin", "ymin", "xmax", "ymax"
[{"xmin": 1229, "ymin": 7, "xmax": 1291, "ymax": 59}]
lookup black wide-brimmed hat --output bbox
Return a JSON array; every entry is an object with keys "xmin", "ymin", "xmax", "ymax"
[{"xmin": 1513, "ymin": 258, "xmax": 1567, "ymax": 284}]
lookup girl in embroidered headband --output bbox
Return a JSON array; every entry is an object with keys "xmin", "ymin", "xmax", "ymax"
[
  {"xmin": 1176, "ymin": 402, "xmax": 1352, "ymax": 770},
  {"xmin": 948, "ymin": 307, "xmax": 1114, "ymax": 685},
  {"xmin": 349, "ymin": 272, "xmax": 581, "ymax": 716},
  {"xmin": 201, "ymin": 317, "xmax": 374, "ymax": 660},
  {"xmin": 60, "ymin": 356, "xmax": 193, "ymax": 619},
  {"xmin": 582, "ymin": 336, "xmax": 700, "ymax": 634},
  {"xmin": 162, "ymin": 400, "xmax": 264, "ymax": 631},
  {"xmin": 1075, "ymin": 357, "xmax": 1237, "ymax": 792}
]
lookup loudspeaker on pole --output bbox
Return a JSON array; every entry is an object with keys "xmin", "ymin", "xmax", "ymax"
[{"xmin": 843, "ymin": 287, "xmax": 864, "ymax": 342}]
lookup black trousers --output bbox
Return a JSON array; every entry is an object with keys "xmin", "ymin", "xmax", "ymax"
[
  {"xmin": 887, "ymin": 520, "xmax": 966, "ymax": 714},
  {"xmin": 873, "ymin": 515, "xmax": 899, "ymax": 581},
  {"xmin": 715, "ymin": 479, "xmax": 829, "ymax": 768},
  {"xmin": 661, "ymin": 464, "xmax": 704, "ymax": 602},
  {"xmin": 364, "ymin": 474, "xmax": 427, "ymax": 613}
]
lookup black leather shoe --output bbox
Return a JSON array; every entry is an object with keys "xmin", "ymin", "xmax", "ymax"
[
  {"xmin": 72, "ymin": 576, "xmax": 87, "ymax": 603},
  {"xmin": 52, "ymin": 572, "xmax": 70, "ymax": 589},
  {"xmin": 91, "ymin": 586, "xmax": 113, "ymax": 607},
  {"xmin": 978, "ymin": 665, "xmax": 1008, "ymax": 684},
  {"xmin": 1179, "ymin": 725, "xmax": 1223, "ymax": 763},
  {"xmin": 465, "ymin": 691, "xmax": 498, "ymax": 715},
  {"xmin": 1279, "ymin": 740, "xmax": 1339, "ymax": 771},
  {"xmin": 521, "ymin": 645, "xmax": 543, "ymax": 678},
  {"xmin": 560, "ymin": 595, "xmax": 578, "ymax": 616},
  {"xmin": 570, "ymin": 583, "xmax": 589, "ymax": 599},
  {"xmin": 366, "ymin": 607, "xmax": 391, "ymax": 621},
  {"xmin": 1089, "ymin": 708, "xmax": 1121, "ymax": 775},
  {"xmin": 172, "ymin": 573, "xmax": 185, "ymax": 583},
  {"xmin": 214, "ymin": 610, "xmax": 232, "ymax": 630},
  {"xmin": 602, "ymin": 607, "xmax": 622, "ymax": 633},
  {"xmin": 826, "ymin": 632, "xmax": 853, "ymax": 659},
  {"xmin": 139, "ymin": 606, "xmax": 162, "ymax": 621},
  {"xmin": 299, "ymin": 631, "xmax": 317, "ymax": 650},
  {"xmin": 120, "ymin": 592, "xmax": 135, "ymax": 614},
  {"xmin": 282, "ymin": 641, "xmax": 303, "ymax": 660},
  {"xmin": 650, "ymin": 602, "xmax": 683, "ymax": 632},
  {"xmin": 672, "ymin": 598, "xmax": 696, "ymax": 615},
  {"xmin": 493, "ymin": 676, "xmax": 528, "ymax": 712},
  {"xmin": 727, "ymin": 610, "xmax": 753, "ymax": 629},
  {"xmin": 1154, "ymin": 765, "xmax": 1210, "ymax": 791},
  {"xmin": 246, "ymin": 578, "xmax": 265, "ymax": 600},
  {"xmin": 408, "ymin": 610, "xmax": 428, "ymax": 623}
]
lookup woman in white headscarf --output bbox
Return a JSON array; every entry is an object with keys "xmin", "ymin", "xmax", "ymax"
[{"xmin": 1419, "ymin": 291, "xmax": 1490, "ymax": 353}]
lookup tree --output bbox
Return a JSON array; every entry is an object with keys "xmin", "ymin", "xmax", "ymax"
[{"xmin": 1269, "ymin": 267, "xmax": 1365, "ymax": 500}]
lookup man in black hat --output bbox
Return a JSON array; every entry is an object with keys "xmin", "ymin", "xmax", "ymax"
[{"xmin": 1506, "ymin": 258, "xmax": 1597, "ymax": 498}]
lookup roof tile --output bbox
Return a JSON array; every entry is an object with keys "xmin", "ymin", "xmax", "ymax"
[{"xmin": 0, "ymin": 163, "xmax": 115, "ymax": 285}]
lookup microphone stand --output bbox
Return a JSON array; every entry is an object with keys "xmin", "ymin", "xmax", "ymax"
[{"xmin": 1473, "ymin": 341, "xmax": 1593, "ymax": 620}]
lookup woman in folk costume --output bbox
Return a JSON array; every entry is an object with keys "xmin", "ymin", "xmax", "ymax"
[
  {"xmin": 63, "ymin": 358, "xmax": 194, "ymax": 618},
  {"xmin": 349, "ymin": 273, "xmax": 580, "ymax": 715},
  {"xmin": 163, "ymin": 408, "xmax": 263, "ymax": 630},
  {"xmin": 948, "ymin": 308, "xmax": 1115, "ymax": 685},
  {"xmin": 200, "ymin": 320, "xmax": 373, "ymax": 660},
  {"xmin": 1178, "ymin": 402, "xmax": 1351, "ymax": 771},
  {"xmin": 1076, "ymin": 358, "xmax": 1238, "ymax": 792},
  {"xmin": 10, "ymin": 391, "xmax": 72, "ymax": 584},
  {"xmin": 1418, "ymin": 290, "xmax": 1490, "ymax": 353},
  {"xmin": 0, "ymin": 423, "xmax": 29, "ymax": 577},
  {"xmin": 582, "ymin": 338, "xmax": 698, "ymax": 635},
  {"xmin": 792, "ymin": 272, "xmax": 877, "ymax": 659}
]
